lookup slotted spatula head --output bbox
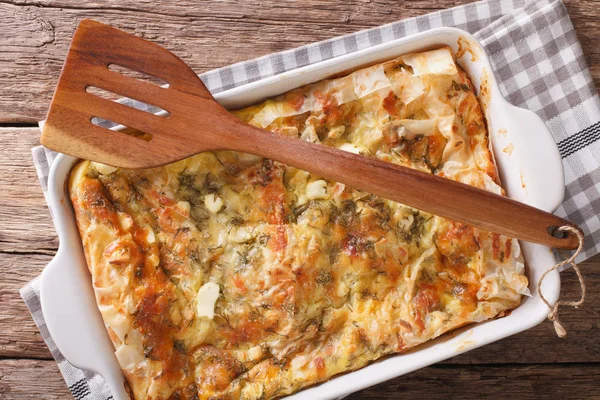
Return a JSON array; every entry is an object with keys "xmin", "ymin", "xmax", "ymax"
[{"xmin": 41, "ymin": 19, "xmax": 233, "ymax": 168}]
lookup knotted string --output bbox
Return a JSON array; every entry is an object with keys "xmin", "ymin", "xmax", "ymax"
[{"xmin": 537, "ymin": 226, "xmax": 586, "ymax": 338}]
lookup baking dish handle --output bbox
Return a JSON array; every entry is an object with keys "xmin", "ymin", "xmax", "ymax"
[
  {"xmin": 40, "ymin": 247, "xmax": 130, "ymax": 400},
  {"xmin": 501, "ymin": 102, "xmax": 565, "ymax": 213}
]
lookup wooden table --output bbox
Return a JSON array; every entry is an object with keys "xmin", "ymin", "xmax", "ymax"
[{"xmin": 1, "ymin": 1, "xmax": 599, "ymax": 398}]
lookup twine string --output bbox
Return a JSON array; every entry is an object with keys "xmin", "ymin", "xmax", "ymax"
[{"xmin": 537, "ymin": 225, "xmax": 586, "ymax": 338}]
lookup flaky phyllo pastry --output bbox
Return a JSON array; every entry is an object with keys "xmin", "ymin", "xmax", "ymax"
[{"xmin": 69, "ymin": 47, "xmax": 529, "ymax": 399}]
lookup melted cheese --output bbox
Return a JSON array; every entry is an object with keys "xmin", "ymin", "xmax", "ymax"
[
  {"xmin": 203, "ymin": 193, "xmax": 224, "ymax": 214},
  {"xmin": 69, "ymin": 47, "xmax": 527, "ymax": 400},
  {"xmin": 91, "ymin": 162, "xmax": 118, "ymax": 176},
  {"xmin": 196, "ymin": 282, "xmax": 220, "ymax": 319},
  {"xmin": 306, "ymin": 179, "xmax": 329, "ymax": 200}
]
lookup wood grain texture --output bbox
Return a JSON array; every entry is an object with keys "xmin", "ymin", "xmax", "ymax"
[
  {"xmin": 0, "ymin": 252, "xmax": 53, "ymax": 359},
  {"xmin": 0, "ymin": 359, "xmax": 71, "ymax": 400},
  {"xmin": 1, "ymin": 359, "xmax": 600, "ymax": 400},
  {"xmin": 0, "ymin": 128, "xmax": 55, "ymax": 359},
  {"xmin": 345, "ymin": 363, "xmax": 600, "ymax": 399},
  {"xmin": 1, "ymin": 0, "xmax": 599, "ymax": 398},
  {"xmin": 0, "ymin": 128, "xmax": 57, "ymax": 253},
  {"xmin": 0, "ymin": 0, "xmax": 598, "ymax": 123}
]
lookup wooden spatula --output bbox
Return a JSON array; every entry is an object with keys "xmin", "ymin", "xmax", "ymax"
[{"xmin": 41, "ymin": 19, "xmax": 582, "ymax": 249}]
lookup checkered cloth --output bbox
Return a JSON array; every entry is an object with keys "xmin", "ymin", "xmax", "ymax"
[{"xmin": 21, "ymin": 0, "xmax": 600, "ymax": 398}]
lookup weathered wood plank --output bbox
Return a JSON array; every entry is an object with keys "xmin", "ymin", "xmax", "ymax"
[
  {"xmin": 0, "ymin": 127, "xmax": 55, "ymax": 359},
  {"xmin": 1, "ymin": 358, "xmax": 599, "ymax": 400},
  {"xmin": 0, "ymin": 0, "xmax": 598, "ymax": 122},
  {"xmin": 2, "ymin": 1, "xmax": 600, "ymax": 398},
  {"xmin": 0, "ymin": 252, "xmax": 53, "ymax": 359},
  {"xmin": 346, "ymin": 363, "xmax": 600, "ymax": 399},
  {"xmin": 0, "ymin": 359, "xmax": 70, "ymax": 400},
  {"xmin": 0, "ymin": 128, "xmax": 57, "ymax": 253}
]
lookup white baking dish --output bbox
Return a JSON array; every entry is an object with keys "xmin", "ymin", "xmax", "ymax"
[{"xmin": 40, "ymin": 27, "xmax": 564, "ymax": 400}]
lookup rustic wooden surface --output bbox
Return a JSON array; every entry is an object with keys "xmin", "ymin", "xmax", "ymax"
[{"xmin": 0, "ymin": 1, "xmax": 599, "ymax": 399}]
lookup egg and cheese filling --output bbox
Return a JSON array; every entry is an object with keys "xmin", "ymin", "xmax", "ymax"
[{"xmin": 69, "ymin": 47, "xmax": 528, "ymax": 400}]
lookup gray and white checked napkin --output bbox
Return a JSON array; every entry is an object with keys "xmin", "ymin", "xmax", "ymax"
[{"xmin": 20, "ymin": 0, "xmax": 600, "ymax": 398}]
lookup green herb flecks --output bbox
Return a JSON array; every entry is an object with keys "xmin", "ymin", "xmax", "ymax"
[
  {"xmin": 173, "ymin": 339, "xmax": 187, "ymax": 354},
  {"xmin": 452, "ymin": 80, "xmax": 472, "ymax": 92},
  {"xmin": 316, "ymin": 269, "xmax": 332, "ymax": 285}
]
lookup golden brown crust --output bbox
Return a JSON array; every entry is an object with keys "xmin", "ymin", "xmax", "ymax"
[{"xmin": 69, "ymin": 47, "xmax": 528, "ymax": 400}]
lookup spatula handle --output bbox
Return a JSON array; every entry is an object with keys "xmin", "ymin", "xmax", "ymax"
[{"xmin": 230, "ymin": 120, "xmax": 581, "ymax": 250}]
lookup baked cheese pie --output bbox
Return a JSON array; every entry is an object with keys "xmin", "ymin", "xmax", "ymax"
[{"xmin": 69, "ymin": 47, "xmax": 529, "ymax": 400}]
